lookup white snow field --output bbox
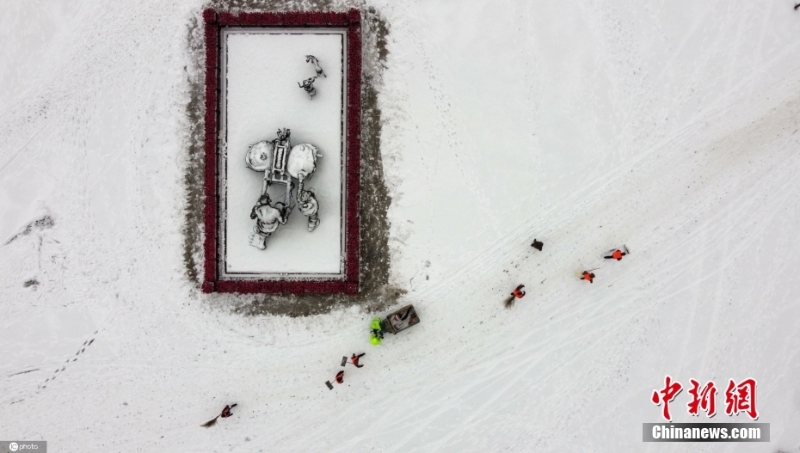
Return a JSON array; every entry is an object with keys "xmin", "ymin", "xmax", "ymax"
[
  {"xmin": 222, "ymin": 29, "xmax": 346, "ymax": 277},
  {"xmin": 2, "ymin": 1, "xmax": 800, "ymax": 452}
]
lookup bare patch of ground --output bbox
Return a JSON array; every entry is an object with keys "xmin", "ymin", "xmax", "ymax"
[{"xmin": 182, "ymin": 2, "xmax": 402, "ymax": 316}]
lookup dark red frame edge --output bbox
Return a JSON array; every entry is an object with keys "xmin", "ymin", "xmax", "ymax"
[{"xmin": 202, "ymin": 9, "xmax": 362, "ymax": 295}]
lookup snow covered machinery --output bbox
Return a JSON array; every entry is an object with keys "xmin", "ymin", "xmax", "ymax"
[{"xmin": 245, "ymin": 128, "xmax": 322, "ymax": 249}]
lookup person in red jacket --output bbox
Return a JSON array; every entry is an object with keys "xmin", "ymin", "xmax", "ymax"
[
  {"xmin": 350, "ymin": 353, "xmax": 365, "ymax": 368},
  {"xmin": 202, "ymin": 403, "xmax": 237, "ymax": 427},
  {"xmin": 603, "ymin": 247, "xmax": 628, "ymax": 261},
  {"xmin": 220, "ymin": 404, "xmax": 237, "ymax": 418},
  {"xmin": 581, "ymin": 271, "xmax": 595, "ymax": 283},
  {"xmin": 325, "ymin": 371, "xmax": 345, "ymax": 390},
  {"xmin": 505, "ymin": 284, "xmax": 526, "ymax": 308}
]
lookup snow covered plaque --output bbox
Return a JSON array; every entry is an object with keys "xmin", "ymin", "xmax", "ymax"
[{"xmin": 202, "ymin": 10, "xmax": 362, "ymax": 294}]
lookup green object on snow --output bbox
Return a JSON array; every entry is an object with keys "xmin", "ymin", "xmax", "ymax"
[{"xmin": 369, "ymin": 317, "xmax": 383, "ymax": 345}]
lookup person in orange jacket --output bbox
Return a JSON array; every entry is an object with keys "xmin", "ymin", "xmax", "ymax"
[
  {"xmin": 604, "ymin": 245, "xmax": 629, "ymax": 261},
  {"xmin": 581, "ymin": 271, "xmax": 595, "ymax": 283}
]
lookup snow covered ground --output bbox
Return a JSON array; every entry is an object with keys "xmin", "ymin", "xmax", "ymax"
[{"xmin": 2, "ymin": 1, "xmax": 800, "ymax": 452}]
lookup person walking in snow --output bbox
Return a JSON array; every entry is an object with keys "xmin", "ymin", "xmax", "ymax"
[
  {"xmin": 349, "ymin": 353, "xmax": 366, "ymax": 368},
  {"xmin": 326, "ymin": 371, "xmax": 346, "ymax": 390},
  {"xmin": 504, "ymin": 284, "xmax": 526, "ymax": 308},
  {"xmin": 581, "ymin": 271, "xmax": 595, "ymax": 284},
  {"xmin": 370, "ymin": 318, "xmax": 384, "ymax": 345},
  {"xmin": 531, "ymin": 239, "xmax": 544, "ymax": 251},
  {"xmin": 201, "ymin": 403, "xmax": 238, "ymax": 427},
  {"xmin": 221, "ymin": 404, "xmax": 237, "ymax": 418},
  {"xmin": 604, "ymin": 246, "xmax": 628, "ymax": 261}
]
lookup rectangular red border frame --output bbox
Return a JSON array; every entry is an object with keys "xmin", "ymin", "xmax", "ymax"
[{"xmin": 201, "ymin": 9, "xmax": 362, "ymax": 295}]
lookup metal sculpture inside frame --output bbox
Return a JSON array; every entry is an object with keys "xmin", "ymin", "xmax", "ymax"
[{"xmin": 245, "ymin": 127, "xmax": 322, "ymax": 249}]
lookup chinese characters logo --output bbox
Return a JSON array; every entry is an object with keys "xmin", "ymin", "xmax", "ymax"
[{"xmin": 651, "ymin": 376, "xmax": 758, "ymax": 421}]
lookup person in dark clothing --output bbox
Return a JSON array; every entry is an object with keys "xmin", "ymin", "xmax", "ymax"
[
  {"xmin": 531, "ymin": 239, "xmax": 544, "ymax": 251},
  {"xmin": 350, "ymin": 353, "xmax": 365, "ymax": 368},
  {"xmin": 220, "ymin": 404, "xmax": 237, "ymax": 418},
  {"xmin": 202, "ymin": 404, "xmax": 238, "ymax": 427},
  {"xmin": 335, "ymin": 371, "xmax": 344, "ymax": 384}
]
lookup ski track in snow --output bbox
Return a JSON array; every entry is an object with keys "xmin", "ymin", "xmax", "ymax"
[{"xmin": 1, "ymin": 1, "xmax": 800, "ymax": 452}]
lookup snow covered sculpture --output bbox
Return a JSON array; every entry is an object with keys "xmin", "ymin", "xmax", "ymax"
[
  {"xmin": 297, "ymin": 185, "xmax": 320, "ymax": 232},
  {"xmin": 245, "ymin": 128, "xmax": 322, "ymax": 249},
  {"xmin": 249, "ymin": 193, "xmax": 289, "ymax": 250},
  {"xmin": 306, "ymin": 55, "xmax": 326, "ymax": 78},
  {"xmin": 298, "ymin": 77, "xmax": 317, "ymax": 97},
  {"xmin": 298, "ymin": 55, "xmax": 326, "ymax": 98}
]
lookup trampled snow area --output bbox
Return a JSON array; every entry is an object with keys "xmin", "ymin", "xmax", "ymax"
[{"xmin": 2, "ymin": 1, "xmax": 800, "ymax": 452}]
